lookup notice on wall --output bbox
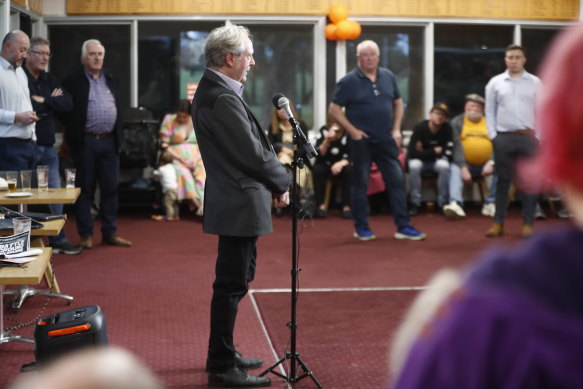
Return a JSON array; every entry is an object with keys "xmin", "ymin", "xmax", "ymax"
[{"xmin": 66, "ymin": 0, "xmax": 579, "ymax": 21}]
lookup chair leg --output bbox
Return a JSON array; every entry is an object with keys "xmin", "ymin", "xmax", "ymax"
[{"xmin": 323, "ymin": 179, "xmax": 333, "ymax": 212}]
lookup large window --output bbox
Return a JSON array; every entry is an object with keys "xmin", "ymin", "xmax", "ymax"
[
  {"xmin": 138, "ymin": 21, "xmax": 222, "ymax": 120},
  {"xmin": 242, "ymin": 24, "xmax": 314, "ymax": 132},
  {"xmin": 48, "ymin": 24, "xmax": 131, "ymax": 112},
  {"xmin": 521, "ymin": 27, "xmax": 563, "ymax": 76},
  {"xmin": 344, "ymin": 26, "xmax": 425, "ymax": 132},
  {"xmin": 434, "ymin": 24, "xmax": 513, "ymax": 118}
]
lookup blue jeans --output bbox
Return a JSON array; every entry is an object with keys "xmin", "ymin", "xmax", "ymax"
[
  {"xmin": 408, "ymin": 158, "xmax": 450, "ymax": 208},
  {"xmin": 36, "ymin": 145, "xmax": 67, "ymax": 245},
  {"xmin": 350, "ymin": 138, "xmax": 410, "ymax": 230},
  {"xmin": 449, "ymin": 163, "xmax": 497, "ymax": 205}
]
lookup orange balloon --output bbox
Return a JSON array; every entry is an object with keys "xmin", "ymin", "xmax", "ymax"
[
  {"xmin": 328, "ymin": 4, "xmax": 348, "ymax": 24},
  {"xmin": 335, "ymin": 20, "xmax": 353, "ymax": 40},
  {"xmin": 325, "ymin": 23, "xmax": 338, "ymax": 41},
  {"xmin": 349, "ymin": 20, "xmax": 362, "ymax": 40}
]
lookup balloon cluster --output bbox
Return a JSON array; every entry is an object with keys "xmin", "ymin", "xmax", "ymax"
[{"xmin": 325, "ymin": 5, "xmax": 362, "ymax": 41}]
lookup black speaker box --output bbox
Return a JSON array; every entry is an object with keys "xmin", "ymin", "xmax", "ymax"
[{"xmin": 34, "ymin": 305, "xmax": 108, "ymax": 363}]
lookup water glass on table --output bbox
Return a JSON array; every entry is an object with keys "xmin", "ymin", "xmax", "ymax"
[
  {"xmin": 12, "ymin": 217, "xmax": 32, "ymax": 249},
  {"xmin": 20, "ymin": 170, "xmax": 32, "ymax": 191},
  {"xmin": 37, "ymin": 165, "xmax": 49, "ymax": 191},
  {"xmin": 65, "ymin": 168, "xmax": 76, "ymax": 189}
]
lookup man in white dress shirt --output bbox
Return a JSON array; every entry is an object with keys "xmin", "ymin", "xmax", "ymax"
[
  {"xmin": 0, "ymin": 30, "xmax": 39, "ymax": 171},
  {"xmin": 484, "ymin": 44, "xmax": 541, "ymax": 239}
]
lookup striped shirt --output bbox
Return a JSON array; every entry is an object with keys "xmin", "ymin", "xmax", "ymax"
[{"xmin": 84, "ymin": 68, "xmax": 117, "ymax": 134}]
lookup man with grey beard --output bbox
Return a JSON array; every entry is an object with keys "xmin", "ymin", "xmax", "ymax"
[{"xmin": 443, "ymin": 93, "xmax": 497, "ymax": 220}]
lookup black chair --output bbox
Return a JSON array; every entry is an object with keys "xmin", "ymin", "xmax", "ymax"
[{"xmin": 117, "ymin": 107, "xmax": 161, "ymax": 209}]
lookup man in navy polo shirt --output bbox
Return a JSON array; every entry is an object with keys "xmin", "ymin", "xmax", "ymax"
[{"xmin": 329, "ymin": 40, "xmax": 426, "ymax": 241}]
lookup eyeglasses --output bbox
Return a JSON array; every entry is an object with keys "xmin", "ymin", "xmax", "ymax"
[{"xmin": 29, "ymin": 50, "xmax": 52, "ymax": 58}]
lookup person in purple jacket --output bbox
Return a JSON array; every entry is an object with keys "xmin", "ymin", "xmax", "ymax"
[{"xmin": 389, "ymin": 24, "xmax": 583, "ymax": 389}]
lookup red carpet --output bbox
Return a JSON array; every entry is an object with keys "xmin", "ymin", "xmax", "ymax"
[
  {"xmin": 0, "ymin": 206, "xmax": 571, "ymax": 388},
  {"xmin": 253, "ymin": 289, "xmax": 420, "ymax": 389}
]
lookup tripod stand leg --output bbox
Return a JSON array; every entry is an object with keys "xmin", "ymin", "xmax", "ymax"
[
  {"xmin": 292, "ymin": 354, "xmax": 322, "ymax": 388},
  {"xmin": 260, "ymin": 353, "xmax": 290, "ymax": 380},
  {"xmin": 260, "ymin": 352, "xmax": 322, "ymax": 388}
]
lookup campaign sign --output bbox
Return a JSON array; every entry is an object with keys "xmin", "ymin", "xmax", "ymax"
[{"xmin": 0, "ymin": 231, "xmax": 29, "ymax": 257}]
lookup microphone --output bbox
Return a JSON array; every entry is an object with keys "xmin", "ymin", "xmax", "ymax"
[
  {"xmin": 271, "ymin": 93, "xmax": 317, "ymax": 159},
  {"xmin": 272, "ymin": 93, "xmax": 297, "ymax": 126}
]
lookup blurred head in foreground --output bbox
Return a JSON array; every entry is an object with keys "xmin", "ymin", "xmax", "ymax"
[
  {"xmin": 536, "ymin": 24, "xmax": 583, "ymax": 227},
  {"xmin": 388, "ymin": 25, "xmax": 583, "ymax": 389},
  {"xmin": 9, "ymin": 347, "xmax": 164, "ymax": 389}
]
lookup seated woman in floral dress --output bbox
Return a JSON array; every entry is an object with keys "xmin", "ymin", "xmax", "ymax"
[{"xmin": 159, "ymin": 99, "xmax": 205, "ymax": 215}]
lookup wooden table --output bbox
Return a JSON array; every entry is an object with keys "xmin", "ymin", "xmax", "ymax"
[
  {"xmin": 0, "ymin": 248, "xmax": 51, "ymax": 344},
  {"xmin": 0, "ymin": 188, "xmax": 80, "ymax": 212},
  {"xmin": 0, "ymin": 188, "xmax": 80, "ymax": 310}
]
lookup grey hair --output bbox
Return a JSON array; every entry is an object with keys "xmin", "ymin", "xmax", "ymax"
[
  {"xmin": 30, "ymin": 36, "xmax": 50, "ymax": 51},
  {"xmin": 204, "ymin": 24, "xmax": 251, "ymax": 68},
  {"xmin": 81, "ymin": 39, "xmax": 105, "ymax": 58},
  {"xmin": 356, "ymin": 40, "xmax": 380, "ymax": 57}
]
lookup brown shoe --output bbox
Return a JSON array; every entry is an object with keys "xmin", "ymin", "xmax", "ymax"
[
  {"xmin": 485, "ymin": 223, "xmax": 504, "ymax": 238},
  {"xmin": 521, "ymin": 224, "xmax": 534, "ymax": 238},
  {"xmin": 80, "ymin": 236, "xmax": 93, "ymax": 249},
  {"xmin": 103, "ymin": 235, "xmax": 132, "ymax": 247}
]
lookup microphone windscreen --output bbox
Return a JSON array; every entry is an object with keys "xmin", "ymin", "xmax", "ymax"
[{"xmin": 272, "ymin": 93, "xmax": 285, "ymax": 109}]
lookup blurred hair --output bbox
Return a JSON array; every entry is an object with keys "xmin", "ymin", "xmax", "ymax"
[
  {"xmin": 176, "ymin": 98, "xmax": 191, "ymax": 114},
  {"xmin": 30, "ymin": 37, "xmax": 50, "ymax": 50},
  {"xmin": 81, "ymin": 39, "xmax": 104, "ymax": 58},
  {"xmin": 204, "ymin": 24, "xmax": 251, "ymax": 68},
  {"xmin": 9, "ymin": 346, "xmax": 164, "ymax": 389},
  {"xmin": 356, "ymin": 40, "xmax": 380, "ymax": 57},
  {"xmin": 536, "ymin": 24, "xmax": 583, "ymax": 191},
  {"xmin": 270, "ymin": 100, "xmax": 300, "ymax": 135},
  {"xmin": 506, "ymin": 44, "xmax": 525, "ymax": 55}
]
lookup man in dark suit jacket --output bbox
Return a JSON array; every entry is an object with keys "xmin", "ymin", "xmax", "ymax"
[
  {"xmin": 192, "ymin": 25, "xmax": 291, "ymax": 388},
  {"xmin": 62, "ymin": 39, "xmax": 131, "ymax": 249}
]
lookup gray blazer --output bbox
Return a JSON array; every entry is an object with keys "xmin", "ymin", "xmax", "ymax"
[{"xmin": 192, "ymin": 70, "xmax": 291, "ymax": 237}]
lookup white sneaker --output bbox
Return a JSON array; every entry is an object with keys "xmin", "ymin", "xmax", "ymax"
[
  {"xmin": 443, "ymin": 202, "xmax": 466, "ymax": 220},
  {"xmin": 481, "ymin": 202, "xmax": 495, "ymax": 217}
]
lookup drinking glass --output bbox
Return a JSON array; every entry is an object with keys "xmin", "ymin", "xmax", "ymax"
[
  {"xmin": 20, "ymin": 170, "xmax": 32, "ymax": 191},
  {"xmin": 12, "ymin": 217, "xmax": 32, "ymax": 249},
  {"xmin": 37, "ymin": 165, "xmax": 49, "ymax": 191},
  {"xmin": 65, "ymin": 168, "xmax": 76, "ymax": 189},
  {"xmin": 6, "ymin": 171, "xmax": 17, "ymax": 193}
]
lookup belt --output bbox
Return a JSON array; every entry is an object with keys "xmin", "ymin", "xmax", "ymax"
[
  {"xmin": 2, "ymin": 137, "xmax": 32, "ymax": 142},
  {"xmin": 498, "ymin": 129, "xmax": 534, "ymax": 135},
  {"xmin": 85, "ymin": 132, "xmax": 112, "ymax": 140}
]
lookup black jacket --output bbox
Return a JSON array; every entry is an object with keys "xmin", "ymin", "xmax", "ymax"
[
  {"xmin": 24, "ymin": 67, "xmax": 73, "ymax": 146},
  {"xmin": 61, "ymin": 67, "xmax": 124, "ymax": 152}
]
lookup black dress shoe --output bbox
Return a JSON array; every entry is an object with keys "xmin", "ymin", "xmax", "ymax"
[
  {"xmin": 235, "ymin": 352, "xmax": 263, "ymax": 370},
  {"xmin": 208, "ymin": 367, "xmax": 271, "ymax": 388}
]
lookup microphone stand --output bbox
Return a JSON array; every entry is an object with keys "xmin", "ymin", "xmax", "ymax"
[{"xmin": 260, "ymin": 119, "xmax": 321, "ymax": 388}]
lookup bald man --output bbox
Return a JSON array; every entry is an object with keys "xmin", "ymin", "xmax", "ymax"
[{"xmin": 0, "ymin": 30, "xmax": 39, "ymax": 171}]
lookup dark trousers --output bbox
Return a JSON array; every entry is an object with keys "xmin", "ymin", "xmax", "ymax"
[
  {"xmin": 350, "ymin": 138, "xmax": 410, "ymax": 229},
  {"xmin": 0, "ymin": 138, "xmax": 38, "ymax": 171},
  {"xmin": 72, "ymin": 136, "xmax": 120, "ymax": 239},
  {"xmin": 493, "ymin": 132, "xmax": 539, "ymax": 225},
  {"xmin": 313, "ymin": 161, "xmax": 352, "ymax": 207},
  {"xmin": 207, "ymin": 235, "xmax": 258, "ymax": 372}
]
